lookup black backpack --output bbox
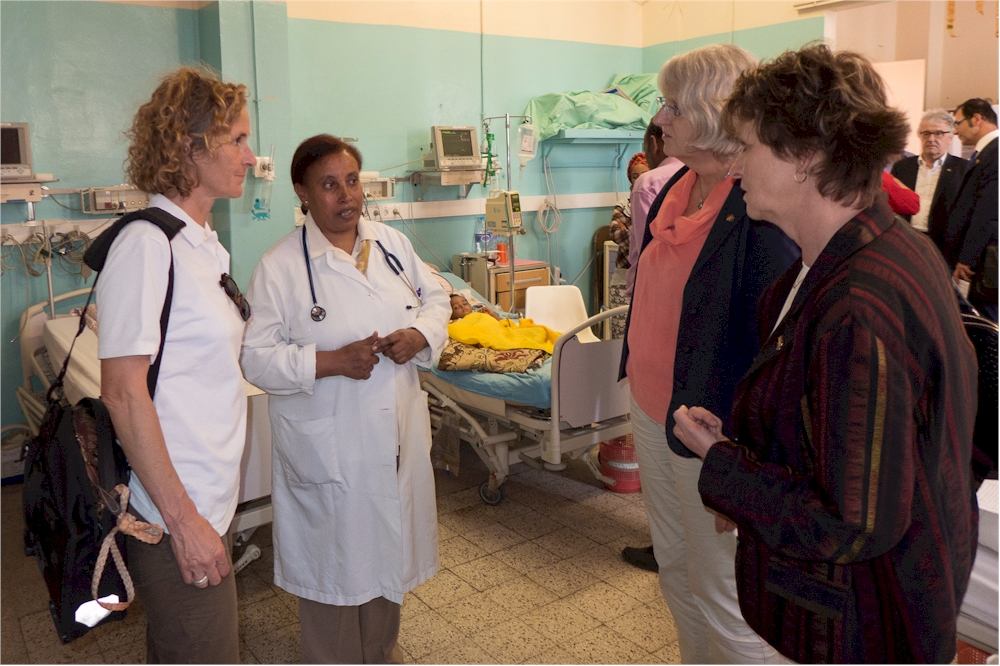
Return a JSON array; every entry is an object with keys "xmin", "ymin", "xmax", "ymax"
[{"xmin": 22, "ymin": 208, "xmax": 185, "ymax": 643}]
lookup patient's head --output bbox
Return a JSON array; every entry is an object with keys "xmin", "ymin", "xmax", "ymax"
[{"xmin": 450, "ymin": 294, "xmax": 473, "ymax": 320}]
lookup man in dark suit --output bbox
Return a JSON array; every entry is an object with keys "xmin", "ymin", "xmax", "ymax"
[
  {"xmin": 950, "ymin": 98, "xmax": 998, "ymax": 320},
  {"xmin": 891, "ymin": 109, "xmax": 969, "ymax": 258}
]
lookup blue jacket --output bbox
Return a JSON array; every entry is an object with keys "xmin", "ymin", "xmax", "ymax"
[{"xmin": 618, "ymin": 166, "xmax": 799, "ymax": 457}]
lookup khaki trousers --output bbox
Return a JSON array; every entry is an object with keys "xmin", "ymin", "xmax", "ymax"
[
  {"xmin": 298, "ymin": 595, "xmax": 404, "ymax": 664},
  {"xmin": 127, "ymin": 523, "xmax": 239, "ymax": 664}
]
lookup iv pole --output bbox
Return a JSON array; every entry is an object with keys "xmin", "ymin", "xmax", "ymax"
[{"xmin": 482, "ymin": 113, "xmax": 531, "ymax": 314}]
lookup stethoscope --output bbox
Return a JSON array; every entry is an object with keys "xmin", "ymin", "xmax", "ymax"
[{"xmin": 302, "ymin": 224, "xmax": 422, "ymax": 322}]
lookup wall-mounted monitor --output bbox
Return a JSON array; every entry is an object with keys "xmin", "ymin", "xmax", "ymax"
[
  {"xmin": 1, "ymin": 122, "xmax": 33, "ymax": 182},
  {"xmin": 423, "ymin": 126, "xmax": 481, "ymax": 170}
]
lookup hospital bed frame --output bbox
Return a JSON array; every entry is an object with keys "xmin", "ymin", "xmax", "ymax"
[{"xmin": 421, "ymin": 305, "xmax": 631, "ymax": 504}]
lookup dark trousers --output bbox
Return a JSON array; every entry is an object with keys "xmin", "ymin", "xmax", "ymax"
[
  {"xmin": 127, "ymin": 525, "xmax": 239, "ymax": 664},
  {"xmin": 298, "ymin": 595, "xmax": 404, "ymax": 664}
]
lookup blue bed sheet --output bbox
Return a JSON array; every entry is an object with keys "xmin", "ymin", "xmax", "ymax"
[{"xmin": 431, "ymin": 271, "xmax": 553, "ymax": 409}]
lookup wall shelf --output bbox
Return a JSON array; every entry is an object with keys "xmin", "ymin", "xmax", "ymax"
[{"xmin": 541, "ymin": 129, "xmax": 645, "ymax": 169}]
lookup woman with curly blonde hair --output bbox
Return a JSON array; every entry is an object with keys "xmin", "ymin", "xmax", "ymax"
[{"xmin": 97, "ymin": 67, "xmax": 256, "ymax": 663}]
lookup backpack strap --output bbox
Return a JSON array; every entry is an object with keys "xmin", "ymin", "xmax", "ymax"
[{"xmin": 47, "ymin": 208, "xmax": 187, "ymax": 403}]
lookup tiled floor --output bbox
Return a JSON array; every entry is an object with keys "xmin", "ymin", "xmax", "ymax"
[{"xmin": 1, "ymin": 444, "xmax": 680, "ymax": 664}]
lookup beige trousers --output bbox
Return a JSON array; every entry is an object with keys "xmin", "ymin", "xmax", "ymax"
[{"xmin": 298, "ymin": 595, "xmax": 404, "ymax": 664}]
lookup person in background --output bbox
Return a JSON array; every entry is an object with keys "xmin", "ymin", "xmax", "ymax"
[
  {"xmin": 241, "ymin": 135, "xmax": 450, "ymax": 663},
  {"xmin": 607, "ymin": 152, "xmax": 650, "ymax": 337},
  {"xmin": 98, "ymin": 68, "xmax": 256, "ymax": 663},
  {"xmin": 618, "ymin": 43, "xmax": 798, "ymax": 663},
  {"xmin": 950, "ymin": 98, "xmax": 998, "ymax": 320},
  {"xmin": 674, "ymin": 44, "xmax": 978, "ymax": 663},
  {"xmin": 626, "ymin": 121, "xmax": 684, "ymax": 298},
  {"xmin": 890, "ymin": 109, "xmax": 969, "ymax": 255},
  {"xmin": 880, "ymin": 169, "xmax": 920, "ymax": 216}
]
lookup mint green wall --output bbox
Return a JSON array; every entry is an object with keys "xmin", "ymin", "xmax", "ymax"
[
  {"xmin": 1, "ymin": 1, "xmax": 202, "ymax": 428},
  {"xmin": 642, "ymin": 17, "xmax": 825, "ymax": 72},
  {"xmin": 285, "ymin": 18, "xmax": 642, "ymax": 303},
  {"xmin": 0, "ymin": 2, "xmax": 824, "ymax": 428}
]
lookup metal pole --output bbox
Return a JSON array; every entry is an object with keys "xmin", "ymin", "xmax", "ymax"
[{"xmin": 505, "ymin": 114, "xmax": 516, "ymax": 313}]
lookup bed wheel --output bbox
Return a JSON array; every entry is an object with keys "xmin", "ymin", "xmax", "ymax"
[{"xmin": 479, "ymin": 481, "xmax": 505, "ymax": 505}]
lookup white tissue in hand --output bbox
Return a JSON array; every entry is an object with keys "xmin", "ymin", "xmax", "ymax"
[{"xmin": 74, "ymin": 594, "xmax": 119, "ymax": 627}]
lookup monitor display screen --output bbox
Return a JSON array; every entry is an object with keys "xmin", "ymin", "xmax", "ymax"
[
  {"xmin": 439, "ymin": 129, "xmax": 475, "ymax": 157},
  {"xmin": 1, "ymin": 127, "xmax": 22, "ymax": 165}
]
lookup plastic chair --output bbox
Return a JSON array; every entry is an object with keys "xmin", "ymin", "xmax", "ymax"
[{"xmin": 524, "ymin": 285, "xmax": 601, "ymax": 343}]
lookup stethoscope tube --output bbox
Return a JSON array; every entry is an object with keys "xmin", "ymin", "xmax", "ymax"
[
  {"xmin": 302, "ymin": 224, "xmax": 326, "ymax": 322},
  {"xmin": 302, "ymin": 225, "xmax": 422, "ymax": 322}
]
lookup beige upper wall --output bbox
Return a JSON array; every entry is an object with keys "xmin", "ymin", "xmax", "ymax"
[
  {"xmin": 286, "ymin": 1, "xmax": 811, "ymax": 47},
  {"xmin": 287, "ymin": 1, "xmax": 643, "ymax": 46},
  {"xmin": 641, "ymin": 1, "xmax": 805, "ymax": 45}
]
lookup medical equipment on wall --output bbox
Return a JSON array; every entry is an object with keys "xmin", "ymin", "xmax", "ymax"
[
  {"xmin": 252, "ymin": 144, "xmax": 275, "ymax": 220},
  {"xmin": 300, "ymin": 224, "xmax": 422, "ymax": 322},
  {"xmin": 1, "ymin": 122, "xmax": 33, "ymax": 182},
  {"xmin": 80, "ymin": 186, "xmax": 149, "ymax": 214},
  {"xmin": 360, "ymin": 172, "xmax": 395, "ymax": 200},
  {"xmin": 423, "ymin": 126, "xmax": 481, "ymax": 170}
]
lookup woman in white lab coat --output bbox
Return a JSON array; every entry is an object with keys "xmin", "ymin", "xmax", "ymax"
[{"xmin": 240, "ymin": 135, "xmax": 450, "ymax": 664}]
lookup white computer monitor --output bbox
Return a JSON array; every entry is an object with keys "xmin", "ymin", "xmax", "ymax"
[
  {"xmin": 1, "ymin": 122, "xmax": 33, "ymax": 182},
  {"xmin": 425, "ymin": 126, "xmax": 480, "ymax": 170}
]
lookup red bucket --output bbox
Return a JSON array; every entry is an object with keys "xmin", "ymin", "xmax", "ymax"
[{"xmin": 599, "ymin": 435, "xmax": 641, "ymax": 493}]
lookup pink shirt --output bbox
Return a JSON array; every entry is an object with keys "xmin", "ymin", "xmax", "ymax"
[
  {"xmin": 626, "ymin": 158, "xmax": 684, "ymax": 296},
  {"xmin": 626, "ymin": 170, "xmax": 735, "ymax": 425}
]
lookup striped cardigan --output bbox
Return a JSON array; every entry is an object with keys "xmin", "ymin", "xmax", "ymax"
[{"xmin": 698, "ymin": 198, "xmax": 979, "ymax": 663}]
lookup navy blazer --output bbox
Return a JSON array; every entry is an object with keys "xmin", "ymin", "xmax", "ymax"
[
  {"xmin": 618, "ymin": 167, "xmax": 799, "ymax": 457},
  {"xmin": 891, "ymin": 153, "xmax": 969, "ymax": 258}
]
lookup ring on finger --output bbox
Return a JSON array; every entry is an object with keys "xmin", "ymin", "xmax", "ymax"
[{"xmin": 193, "ymin": 575, "xmax": 209, "ymax": 588}]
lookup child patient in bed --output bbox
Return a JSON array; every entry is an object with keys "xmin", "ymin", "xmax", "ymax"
[
  {"xmin": 449, "ymin": 293, "xmax": 501, "ymax": 321},
  {"xmin": 437, "ymin": 298, "xmax": 560, "ymax": 374}
]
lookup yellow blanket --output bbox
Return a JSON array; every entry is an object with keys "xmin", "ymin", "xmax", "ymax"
[{"xmin": 447, "ymin": 313, "xmax": 561, "ymax": 354}]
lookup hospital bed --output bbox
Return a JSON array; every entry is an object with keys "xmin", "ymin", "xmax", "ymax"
[
  {"xmin": 17, "ymin": 289, "xmax": 272, "ymax": 570},
  {"xmin": 422, "ymin": 274, "xmax": 631, "ymax": 504}
]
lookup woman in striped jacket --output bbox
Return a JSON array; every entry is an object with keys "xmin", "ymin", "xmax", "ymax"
[{"xmin": 672, "ymin": 45, "xmax": 979, "ymax": 663}]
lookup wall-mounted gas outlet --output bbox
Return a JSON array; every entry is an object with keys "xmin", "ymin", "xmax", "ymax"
[{"xmin": 254, "ymin": 157, "xmax": 274, "ymax": 179}]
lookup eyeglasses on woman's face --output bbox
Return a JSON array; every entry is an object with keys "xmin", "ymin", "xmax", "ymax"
[
  {"xmin": 220, "ymin": 273, "xmax": 252, "ymax": 322},
  {"xmin": 656, "ymin": 97, "xmax": 682, "ymax": 117}
]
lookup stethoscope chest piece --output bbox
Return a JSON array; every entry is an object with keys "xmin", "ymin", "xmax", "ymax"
[{"xmin": 310, "ymin": 305, "xmax": 327, "ymax": 322}]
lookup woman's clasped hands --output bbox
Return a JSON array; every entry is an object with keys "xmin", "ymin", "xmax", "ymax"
[{"xmin": 318, "ymin": 328, "xmax": 430, "ymax": 380}]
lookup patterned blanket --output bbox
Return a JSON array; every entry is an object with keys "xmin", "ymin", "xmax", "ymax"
[{"xmin": 437, "ymin": 338, "xmax": 549, "ymax": 373}]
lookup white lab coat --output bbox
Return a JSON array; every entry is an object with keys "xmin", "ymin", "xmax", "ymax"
[{"xmin": 240, "ymin": 215, "xmax": 450, "ymax": 606}]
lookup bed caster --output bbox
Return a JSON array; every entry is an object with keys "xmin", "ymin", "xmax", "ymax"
[{"xmin": 479, "ymin": 481, "xmax": 505, "ymax": 505}]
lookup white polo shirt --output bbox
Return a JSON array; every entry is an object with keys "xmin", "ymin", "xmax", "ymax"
[{"xmin": 96, "ymin": 194, "xmax": 247, "ymax": 535}]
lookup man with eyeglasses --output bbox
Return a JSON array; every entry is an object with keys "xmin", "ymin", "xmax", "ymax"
[
  {"xmin": 948, "ymin": 98, "xmax": 998, "ymax": 320},
  {"xmin": 891, "ymin": 110, "xmax": 969, "ymax": 259}
]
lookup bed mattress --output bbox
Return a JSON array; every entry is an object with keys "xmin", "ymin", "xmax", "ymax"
[{"xmin": 429, "ymin": 360, "xmax": 551, "ymax": 410}]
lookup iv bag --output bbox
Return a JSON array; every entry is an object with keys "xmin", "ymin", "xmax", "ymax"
[{"xmin": 515, "ymin": 123, "xmax": 540, "ymax": 169}]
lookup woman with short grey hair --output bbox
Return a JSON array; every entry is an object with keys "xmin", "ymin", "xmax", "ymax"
[{"xmin": 618, "ymin": 43, "xmax": 798, "ymax": 663}]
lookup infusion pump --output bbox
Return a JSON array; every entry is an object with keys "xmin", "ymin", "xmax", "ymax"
[{"xmin": 485, "ymin": 190, "xmax": 522, "ymax": 232}]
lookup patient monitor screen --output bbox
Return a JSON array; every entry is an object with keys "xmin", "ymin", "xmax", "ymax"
[
  {"xmin": 440, "ymin": 129, "xmax": 475, "ymax": 157},
  {"xmin": 1, "ymin": 128, "xmax": 23, "ymax": 164}
]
